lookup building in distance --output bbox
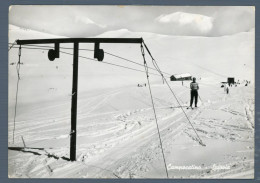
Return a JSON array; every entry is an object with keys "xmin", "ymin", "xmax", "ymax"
[{"xmin": 170, "ymin": 73, "xmax": 192, "ymax": 81}]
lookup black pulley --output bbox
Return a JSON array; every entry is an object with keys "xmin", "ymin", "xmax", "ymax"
[
  {"xmin": 48, "ymin": 43, "xmax": 60, "ymax": 61},
  {"xmin": 48, "ymin": 49, "xmax": 56, "ymax": 61},
  {"xmin": 94, "ymin": 43, "xmax": 104, "ymax": 61}
]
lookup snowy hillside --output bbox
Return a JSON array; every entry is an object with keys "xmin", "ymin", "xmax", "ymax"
[
  {"xmin": 8, "ymin": 24, "xmax": 254, "ymax": 178},
  {"xmin": 97, "ymin": 28, "xmax": 254, "ymax": 82}
]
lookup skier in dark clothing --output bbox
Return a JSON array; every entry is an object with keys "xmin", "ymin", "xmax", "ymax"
[{"xmin": 190, "ymin": 77, "xmax": 199, "ymax": 108}]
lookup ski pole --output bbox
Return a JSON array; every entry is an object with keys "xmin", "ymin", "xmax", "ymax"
[{"xmin": 198, "ymin": 94, "xmax": 203, "ymax": 103}]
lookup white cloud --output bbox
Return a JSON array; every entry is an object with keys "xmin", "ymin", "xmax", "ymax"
[
  {"xmin": 156, "ymin": 12, "xmax": 213, "ymax": 34},
  {"xmin": 75, "ymin": 16, "xmax": 106, "ymax": 28}
]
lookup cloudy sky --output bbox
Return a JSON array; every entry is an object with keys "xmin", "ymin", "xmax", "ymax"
[{"xmin": 9, "ymin": 6, "xmax": 255, "ymax": 37}]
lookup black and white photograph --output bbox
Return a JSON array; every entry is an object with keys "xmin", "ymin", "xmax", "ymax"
[{"xmin": 8, "ymin": 5, "xmax": 255, "ymax": 178}]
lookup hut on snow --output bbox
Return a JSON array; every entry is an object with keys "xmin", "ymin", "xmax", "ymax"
[
  {"xmin": 170, "ymin": 73, "xmax": 192, "ymax": 81},
  {"xmin": 227, "ymin": 77, "xmax": 235, "ymax": 85}
]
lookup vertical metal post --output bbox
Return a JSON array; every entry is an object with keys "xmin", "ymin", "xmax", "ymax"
[{"xmin": 70, "ymin": 42, "xmax": 79, "ymax": 161}]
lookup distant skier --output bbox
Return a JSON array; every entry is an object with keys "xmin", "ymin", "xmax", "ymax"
[{"xmin": 189, "ymin": 77, "xmax": 199, "ymax": 108}]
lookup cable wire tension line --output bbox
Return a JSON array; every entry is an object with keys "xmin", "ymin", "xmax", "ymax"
[
  {"xmin": 13, "ymin": 45, "xmax": 22, "ymax": 144},
  {"xmin": 141, "ymin": 40, "xmax": 206, "ymax": 147},
  {"xmin": 58, "ymin": 50, "xmax": 162, "ymax": 77},
  {"xmin": 9, "ymin": 43, "xmax": 171, "ymax": 77},
  {"xmin": 9, "ymin": 40, "xmax": 18, "ymax": 51},
  {"xmin": 140, "ymin": 43, "xmax": 169, "ymax": 178}
]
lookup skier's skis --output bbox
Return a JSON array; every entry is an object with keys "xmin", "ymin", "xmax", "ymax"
[{"xmin": 186, "ymin": 106, "xmax": 198, "ymax": 110}]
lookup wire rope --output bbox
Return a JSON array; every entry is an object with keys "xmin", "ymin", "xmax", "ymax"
[
  {"xmin": 12, "ymin": 45, "xmax": 22, "ymax": 144},
  {"xmin": 140, "ymin": 43, "xmax": 169, "ymax": 178},
  {"xmin": 142, "ymin": 40, "xmax": 205, "ymax": 146}
]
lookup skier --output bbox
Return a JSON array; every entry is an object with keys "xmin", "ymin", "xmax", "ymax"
[{"xmin": 189, "ymin": 77, "xmax": 199, "ymax": 108}]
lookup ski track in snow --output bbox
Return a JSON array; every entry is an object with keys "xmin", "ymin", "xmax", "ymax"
[{"xmin": 8, "ymin": 83, "xmax": 254, "ymax": 178}]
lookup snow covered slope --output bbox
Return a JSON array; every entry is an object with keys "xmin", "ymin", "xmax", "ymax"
[
  {"xmin": 97, "ymin": 28, "xmax": 254, "ymax": 81},
  {"xmin": 8, "ymin": 25, "xmax": 254, "ymax": 178}
]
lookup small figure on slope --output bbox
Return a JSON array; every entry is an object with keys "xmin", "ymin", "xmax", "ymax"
[{"xmin": 189, "ymin": 77, "xmax": 199, "ymax": 109}]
